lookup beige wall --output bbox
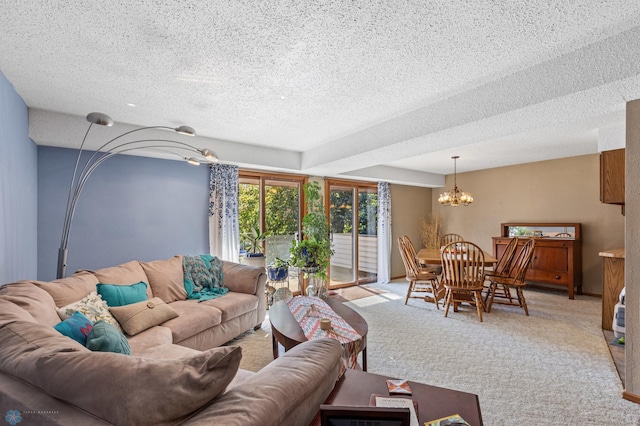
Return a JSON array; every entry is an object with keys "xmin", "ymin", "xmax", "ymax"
[
  {"xmin": 390, "ymin": 184, "xmax": 432, "ymax": 278},
  {"xmin": 430, "ymin": 154, "xmax": 625, "ymax": 295}
]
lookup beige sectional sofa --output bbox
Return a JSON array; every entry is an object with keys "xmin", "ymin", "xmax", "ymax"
[{"xmin": 0, "ymin": 256, "xmax": 343, "ymax": 425}]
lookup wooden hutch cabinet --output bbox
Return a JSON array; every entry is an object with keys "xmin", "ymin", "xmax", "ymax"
[{"xmin": 492, "ymin": 223, "xmax": 582, "ymax": 299}]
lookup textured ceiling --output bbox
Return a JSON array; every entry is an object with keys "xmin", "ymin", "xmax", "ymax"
[{"xmin": 2, "ymin": 1, "xmax": 640, "ymax": 186}]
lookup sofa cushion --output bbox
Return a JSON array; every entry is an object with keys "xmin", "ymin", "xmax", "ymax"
[
  {"xmin": 109, "ymin": 297, "xmax": 179, "ymax": 336},
  {"xmin": 31, "ymin": 271, "xmax": 99, "ymax": 307},
  {"xmin": 140, "ymin": 255, "xmax": 188, "ymax": 303},
  {"xmin": 127, "ymin": 325, "xmax": 173, "ymax": 355},
  {"xmin": 53, "ymin": 312, "xmax": 94, "ymax": 345},
  {"xmin": 221, "ymin": 261, "xmax": 264, "ymax": 294},
  {"xmin": 85, "ymin": 321, "xmax": 131, "ymax": 355},
  {"xmin": 57, "ymin": 291, "xmax": 123, "ymax": 333},
  {"xmin": 0, "ymin": 282, "xmax": 61, "ymax": 326},
  {"xmin": 92, "ymin": 261, "xmax": 154, "ymax": 299},
  {"xmin": 201, "ymin": 292, "xmax": 259, "ymax": 322},
  {"xmin": 0, "ymin": 299, "xmax": 37, "ymax": 327},
  {"xmin": 161, "ymin": 300, "xmax": 223, "ymax": 343},
  {"xmin": 96, "ymin": 282, "xmax": 148, "ymax": 307},
  {"xmin": 135, "ymin": 342, "xmax": 201, "ymax": 359},
  {"xmin": 0, "ymin": 321, "xmax": 88, "ymax": 370}
]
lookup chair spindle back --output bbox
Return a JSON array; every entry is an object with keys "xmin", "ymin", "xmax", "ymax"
[{"xmin": 440, "ymin": 241, "xmax": 485, "ymax": 289}]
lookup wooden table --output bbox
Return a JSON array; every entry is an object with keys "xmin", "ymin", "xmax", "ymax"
[
  {"xmin": 416, "ymin": 248, "xmax": 498, "ymax": 265},
  {"xmin": 310, "ymin": 369, "xmax": 483, "ymax": 425},
  {"xmin": 269, "ymin": 297, "xmax": 368, "ymax": 371}
]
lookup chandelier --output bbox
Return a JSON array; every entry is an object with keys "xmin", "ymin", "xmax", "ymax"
[{"xmin": 438, "ymin": 156, "xmax": 473, "ymax": 207}]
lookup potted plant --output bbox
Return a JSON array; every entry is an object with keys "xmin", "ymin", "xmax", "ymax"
[
  {"xmin": 267, "ymin": 257, "xmax": 289, "ymax": 281},
  {"xmin": 241, "ymin": 227, "xmax": 269, "ymax": 268},
  {"xmin": 242, "ymin": 227, "xmax": 269, "ymax": 257},
  {"xmin": 290, "ymin": 181, "xmax": 334, "ymax": 296}
]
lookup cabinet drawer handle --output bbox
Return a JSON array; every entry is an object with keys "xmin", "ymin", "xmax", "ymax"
[{"xmin": 554, "ymin": 275, "xmax": 561, "ymax": 279}]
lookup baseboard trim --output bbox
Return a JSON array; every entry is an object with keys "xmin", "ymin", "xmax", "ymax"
[
  {"xmin": 623, "ymin": 391, "xmax": 640, "ymax": 404},
  {"xmin": 525, "ymin": 284, "xmax": 601, "ymax": 298}
]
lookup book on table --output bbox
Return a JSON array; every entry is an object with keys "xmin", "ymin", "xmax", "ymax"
[
  {"xmin": 424, "ymin": 413, "xmax": 470, "ymax": 426},
  {"xmin": 370, "ymin": 394, "xmax": 419, "ymax": 426}
]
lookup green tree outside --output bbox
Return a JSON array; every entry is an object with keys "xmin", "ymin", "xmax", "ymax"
[
  {"xmin": 329, "ymin": 191, "xmax": 378, "ymax": 235},
  {"xmin": 265, "ymin": 185, "xmax": 299, "ymax": 235},
  {"xmin": 238, "ymin": 183, "xmax": 259, "ymax": 238}
]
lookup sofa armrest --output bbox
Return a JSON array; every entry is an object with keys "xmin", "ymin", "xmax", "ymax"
[
  {"xmin": 221, "ymin": 261, "xmax": 266, "ymax": 296},
  {"xmin": 184, "ymin": 338, "xmax": 343, "ymax": 426}
]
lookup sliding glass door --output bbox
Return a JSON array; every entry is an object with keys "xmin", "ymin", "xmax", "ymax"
[
  {"xmin": 238, "ymin": 171, "xmax": 305, "ymax": 294},
  {"xmin": 327, "ymin": 180, "xmax": 378, "ymax": 288}
]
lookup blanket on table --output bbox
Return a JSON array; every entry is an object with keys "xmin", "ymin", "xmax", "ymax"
[
  {"xmin": 183, "ymin": 255, "xmax": 228, "ymax": 302},
  {"xmin": 286, "ymin": 296, "xmax": 363, "ymax": 372}
]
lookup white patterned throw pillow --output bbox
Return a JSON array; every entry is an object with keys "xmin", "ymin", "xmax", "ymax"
[{"xmin": 58, "ymin": 291, "xmax": 124, "ymax": 333}]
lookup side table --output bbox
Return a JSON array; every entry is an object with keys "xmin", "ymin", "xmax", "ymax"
[
  {"xmin": 269, "ymin": 297, "xmax": 368, "ymax": 371},
  {"xmin": 311, "ymin": 369, "xmax": 483, "ymax": 425}
]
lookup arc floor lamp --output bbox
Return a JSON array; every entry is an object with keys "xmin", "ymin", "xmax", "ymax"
[{"xmin": 56, "ymin": 112, "xmax": 218, "ymax": 279}]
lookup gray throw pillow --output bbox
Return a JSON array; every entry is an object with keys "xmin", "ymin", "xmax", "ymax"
[{"xmin": 86, "ymin": 320, "xmax": 131, "ymax": 355}]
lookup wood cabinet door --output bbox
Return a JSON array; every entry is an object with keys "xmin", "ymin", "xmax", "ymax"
[
  {"xmin": 530, "ymin": 246, "xmax": 569, "ymax": 272},
  {"xmin": 600, "ymin": 148, "xmax": 625, "ymax": 204}
]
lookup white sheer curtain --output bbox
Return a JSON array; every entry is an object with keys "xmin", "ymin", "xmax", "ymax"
[
  {"xmin": 377, "ymin": 181, "xmax": 392, "ymax": 283},
  {"xmin": 209, "ymin": 164, "xmax": 240, "ymax": 262}
]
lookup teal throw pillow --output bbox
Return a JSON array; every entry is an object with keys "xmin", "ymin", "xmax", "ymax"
[
  {"xmin": 86, "ymin": 320, "xmax": 131, "ymax": 355},
  {"xmin": 97, "ymin": 282, "xmax": 148, "ymax": 307},
  {"xmin": 54, "ymin": 311, "xmax": 94, "ymax": 345}
]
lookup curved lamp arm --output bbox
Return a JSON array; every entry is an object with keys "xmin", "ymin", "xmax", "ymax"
[
  {"xmin": 61, "ymin": 140, "xmax": 214, "ymax": 251},
  {"xmin": 57, "ymin": 113, "xmax": 216, "ymax": 279}
]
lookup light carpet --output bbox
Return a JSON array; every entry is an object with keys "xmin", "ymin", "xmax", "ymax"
[{"xmin": 226, "ymin": 281, "xmax": 640, "ymax": 425}]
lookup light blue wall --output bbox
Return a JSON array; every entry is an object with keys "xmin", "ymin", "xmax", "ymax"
[
  {"xmin": 0, "ymin": 70, "xmax": 38, "ymax": 284},
  {"xmin": 38, "ymin": 146, "xmax": 210, "ymax": 281}
]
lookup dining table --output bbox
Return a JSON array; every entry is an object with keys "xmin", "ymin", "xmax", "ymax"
[
  {"xmin": 416, "ymin": 247, "xmax": 498, "ymax": 266},
  {"xmin": 417, "ymin": 247, "xmax": 498, "ymax": 311}
]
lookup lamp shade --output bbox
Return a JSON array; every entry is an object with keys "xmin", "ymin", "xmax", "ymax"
[
  {"xmin": 175, "ymin": 125, "xmax": 196, "ymax": 136},
  {"xmin": 86, "ymin": 112, "xmax": 113, "ymax": 126}
]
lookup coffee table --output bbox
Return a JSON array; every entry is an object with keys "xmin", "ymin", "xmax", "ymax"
[
  {"xmin": 312, "ymin": 369, "xmax": 483, "ymax": 425},
  {"xmin": 269, "ymin": 297, "xmax": 368, "ymax": 371}
]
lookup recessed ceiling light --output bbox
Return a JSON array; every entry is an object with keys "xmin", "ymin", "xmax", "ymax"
[
  {"xmin": 280, "ymin": 96, "xmax": 285, "ymax": 100},
  {"xmin": 127, "ymin": 103, "xmax": 136, "ymax": 107}
]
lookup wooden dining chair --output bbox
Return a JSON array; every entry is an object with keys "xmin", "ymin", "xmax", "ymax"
[
  {"xmin": 483, "ymin": 237, "xmax": 519, "ymax": 304},
  {"xmin": 554, "ymin": 232, "xmax": 572, "ymax": 238},
  {"xmin": 439, "ymin": 233, "xmax": 463, "ymax": 247},
  {"xmin": 401, "ymin": 235, "xmax": 442, "ymax": 275},
  {"xmin": 398, "ymin": 237, "xmax": 442, "ymax": 308},
  {"xmin": 440, "ymin": 241, "xmax": 486, "ymax": 321},
  {"xmin": 486, "ymin": 238, "xmax": 536, "ymax": 315}
]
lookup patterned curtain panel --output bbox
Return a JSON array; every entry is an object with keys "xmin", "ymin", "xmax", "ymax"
[
  {"xmin": 208, "ymin": 164, "xmax": 240, "ymax": 262},
  {"xmin": 377, "ymin": 181, "xmax": 392, "ymax": 283}
]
